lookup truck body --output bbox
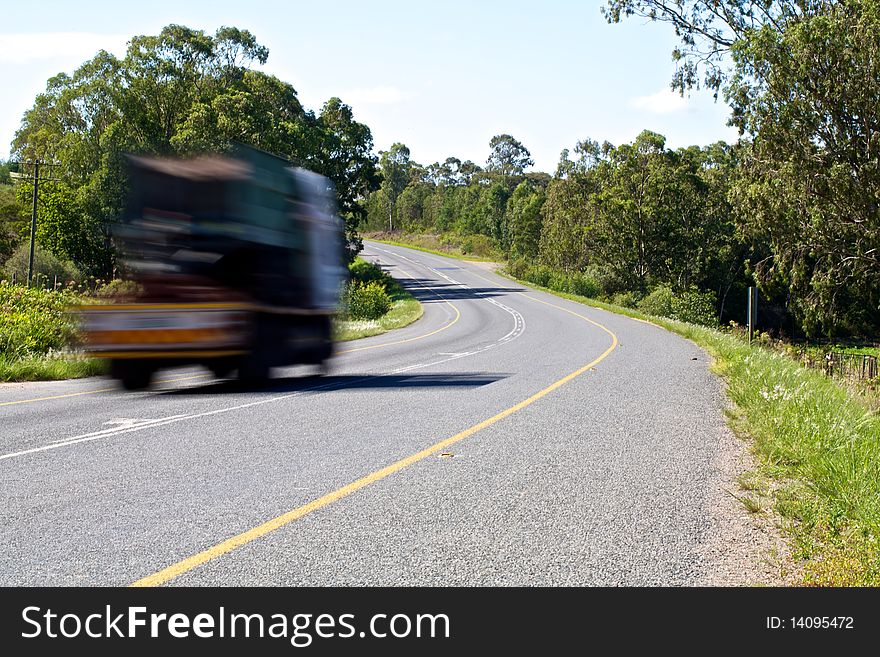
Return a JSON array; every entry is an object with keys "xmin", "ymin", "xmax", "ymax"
[{"xmin": 80, "ymin": 145, "xmax": 347, "ymax": 389}]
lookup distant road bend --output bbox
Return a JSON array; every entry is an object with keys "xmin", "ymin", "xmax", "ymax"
[{"xmin": 0, "ymin": 241, "xmax": 739, "ymax": 586}]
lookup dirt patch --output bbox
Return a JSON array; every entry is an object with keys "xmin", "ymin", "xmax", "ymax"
[{"xmin": 700, "ymin": 419, "xmax": 801, "ymax": 586}]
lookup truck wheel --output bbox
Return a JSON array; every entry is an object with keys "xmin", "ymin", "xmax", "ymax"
[
  {"xmin": 238, "ymin": 315, "xmax": 271, "ymax": 386},
  {"xmin": 237, "ymin": 357, "xmax": 270, "ymax": 386},
  {"xmin": 112, "ymin": 360, "xmax": 155, "ymax": 391},
  {"xmin": 314, "ymin": 315, "xmax": 334, "ymax": 362},
  {"xmin": 208, "ymin": 357, "xmax": 236, "ymax": 379}
]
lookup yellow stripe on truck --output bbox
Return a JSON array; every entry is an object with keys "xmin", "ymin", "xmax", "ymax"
[
  {"xmin": 86, "ymin": 328, "xmax": 233, "ymax": 346},
  {"xmin": 79, "ymin": 303, "xmax": 250, "ymax": 311},
  {"xmin": 93, "ymin": 350, "xmax": 248, "ymax": 359}
]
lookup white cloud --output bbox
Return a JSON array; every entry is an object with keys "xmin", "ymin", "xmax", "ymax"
[
  {"xmin": 340, "ymin": 86, "xmax": 413, "ymax": 106},
  {"xmin": 0, "ymin": 32, "xmax": 130, "ymax": 63},
  {"xmin": 630, "ymin": 89, "xmax": 689, "ymax": 114}
]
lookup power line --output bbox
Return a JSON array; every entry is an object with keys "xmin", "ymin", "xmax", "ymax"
[{"xmin": 10, "ymin": 160, "xmax": 62, "ymax": 287}]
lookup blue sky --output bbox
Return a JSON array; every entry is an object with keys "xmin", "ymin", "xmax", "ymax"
[{"xmin": 0, "ymin": 0, "xmax": 739, "ymax": 172}]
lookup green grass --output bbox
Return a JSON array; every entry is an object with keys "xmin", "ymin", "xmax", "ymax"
[
  {"xmin": 0, "ymin": 353, "xmax": 107, "ymax": 382},
  {"xmin": 0, "ymin": 282, "xmax": 106, "ymax": 382},
  {"xmin": 363, "ymin": 231, "xmax": 503, "ymax": 262},
  {"xmin": 334, "ymin": 275, "xmax": 423, "ymax": 341},
  {"xmin": 334, "ymin": 258, "xmax": 423, "ymax": 341},
  {"xmin": 499, "ymin": 270, "xmax": 880, "ymax": 586}
]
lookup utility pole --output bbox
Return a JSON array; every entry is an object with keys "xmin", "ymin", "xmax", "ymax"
[
  {"xmin": 28, "ymin": 161, "xmax": 40, "ymax": 287},
  {"xmin": 10, "ymin": 160, "xmax": 59, "ymax": 287}
]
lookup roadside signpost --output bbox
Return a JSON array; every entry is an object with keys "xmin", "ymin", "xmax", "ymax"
[{"xmin": 748, "ymin": 286, "xmax": 758, "ymax": 344}]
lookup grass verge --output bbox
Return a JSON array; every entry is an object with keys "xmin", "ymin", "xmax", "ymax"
[
  {"xmin": 499, "ymin": 271, "xmax": 880, "ymax": 586},
  {"xmin": 334, "ymin": 294, "xmax": 422, "ymax": 341},
  {"xmin": 334, "ymin": 259, "xmax": 423, "ymax": 342},
  {"xmin": 0, "ymin": 282, "xmax": 106, "ymax": 383},
  {"xmin": 0, "ymin": 353, "xmax": 107, "ymax": 382}
]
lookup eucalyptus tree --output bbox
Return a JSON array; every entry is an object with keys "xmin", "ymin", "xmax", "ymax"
[
  {"xmin": 378, "ymin": 143, "xmax": 412, "ymax": 232},
  {"xmin": 12, "ymin": 24, "xmax": 379, "ymax": 271},
  {"xmin": 486, "ymin": 134, "xmax": 533, "ymax": 188},
  {"xmin": 605, "ymin": 0, "xmax": 880, "ymax": 333}
]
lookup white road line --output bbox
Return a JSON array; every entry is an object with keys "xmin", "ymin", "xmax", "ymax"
[
  {"xmin": 0, "ymin": 247, "xmax": 526, "ymax": 464},
  {"xmin": 367, "ymin": 246, "xmax": 526, "ymax": 373}
]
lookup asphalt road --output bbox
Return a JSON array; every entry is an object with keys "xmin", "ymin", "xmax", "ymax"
[{"xmin": 0, "ymin": 242, "xmax": 735, "ymax": 586}]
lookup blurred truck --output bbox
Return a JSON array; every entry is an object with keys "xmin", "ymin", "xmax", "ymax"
[{"xmin": 80, "ymin": 145, "xmax": 347, "ymax": 389}]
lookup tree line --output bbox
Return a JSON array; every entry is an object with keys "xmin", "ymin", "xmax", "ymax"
[
  {"xmin": 3, "ymin": 1, "xmax": 879, "ymax": 338},
  {"xmin": 2, "ymin": 25, "xmax": 379, "ymax": 276},
  {"xmin": 360, "ymin": 0, "xmax": 880, "ymax": 338},
  {"xmin": 362, "ymin": 131, "xmax": 748, "ymax": 326}
]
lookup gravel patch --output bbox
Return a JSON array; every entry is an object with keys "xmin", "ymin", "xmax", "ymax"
[{"xmin": 698, "ymin": 390, "xmax": 801, "ymax": 586}]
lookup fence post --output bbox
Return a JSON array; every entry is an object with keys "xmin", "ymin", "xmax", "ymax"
[{"xmin": 747, "ymin": 287, "xmax": 757, "ymax": 344}]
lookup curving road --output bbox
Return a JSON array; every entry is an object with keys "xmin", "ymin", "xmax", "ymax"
[{"xmin": 0, "ymin": 242, "xmax": 738, "ymax": 586}]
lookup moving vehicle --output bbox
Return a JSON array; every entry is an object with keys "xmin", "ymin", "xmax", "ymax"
[{"xmin": 80, "ymin": 145, "xmax": 347, "ymax": 389}]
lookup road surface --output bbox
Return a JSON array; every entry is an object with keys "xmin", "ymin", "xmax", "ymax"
[{"xmin": 0, "ymin": 242, "xmax": 741, "ymax": 586}]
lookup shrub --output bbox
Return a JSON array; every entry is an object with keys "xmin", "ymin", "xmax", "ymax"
[
  {"xmin": 349, "ymin": 258, "xmax": 389, "ymax": 285},
  {"xmin": 569, "ymin": 272, "xmax": 602, "ymax": 298},
  {"xmin": 638, "ymin": 286, "xmax": 675, "ymax": 317},
  {"xmin": 584, "ymin": 264, "xmax": 626, "ymax": 295},
  {"xmin": 524, "ymin": 264, "xmax": 552, "ymax": 288},
  {"xmin": 344, "ymin": 281, "xmax": 392, "ymax": 320},
  {"xmin": 671, "ymin": 288, "xmax": 718, "ymax": 326},
  {"xmin": 95, "ymin": 279, "xmax": 142, "ymax": 299},
  {"xmin": 459, "ymin": 234, "xmax": 495, "ymax": 257},
  {"xmin": 506, "ymin": 261, "xmax": 602, "ymax": 299},
  {"xmin": 547, "ymin": 271, "xmax": 571, "ymax": 293},
  {"xmin": 506, "ymin": 258, "xmax": 529, "ymax": 279},
  {"xmin": 610, "ymin": 290, "xmax": 642, "ymax": 309},
  {"xmin": 4, "ymin": 241, "xmax": 82, "ymax": 287},
  {"xmin": 0, "ymin": 282, "xmax": 82, "ymax": 359},
  {"xmin": 3, "ymin": 242, "xmax": 81, "ymax": 288}
]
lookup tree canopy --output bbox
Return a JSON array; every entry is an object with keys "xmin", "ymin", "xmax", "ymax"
[
  {"xmin": 607, "ymin": 0, "xmax": 880, "ymax": 334},
  {"xmin": 10, "ymin": 24, "xmax": 379, "ymax": 272}
]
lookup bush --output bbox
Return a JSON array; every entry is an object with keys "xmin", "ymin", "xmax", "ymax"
[
  {"xmin": 349, "ymin": 258, "xmax": 389, "ymax": 285},
  {"xmin": 638, "ymin": 286, "xmax": 675, "ymax": 317},
  {"xmin": 459, "ymin": 234, "xmax": 495, "ymax": 257},
  {"xmin": 344, "ymin": 281, "xmax": 392, "ymax": 320},
  {"xmin": 0, "ymin": 282, "xmax": 82, "ymax": 359},
  {"xmin": 506, "ymin": 258, "xmax": 528, "ymax": 279},
  {"xmin": 671, "ymin": 288, "xmax": 718, "ymax": 327},
  {"xmin": 584, "ymin": 264, "xmax": 626, "ymax": 295},
  {"xmin": 3, "ymin": 242, "xmax": 81, "ymax": 288},
  {"xmin": 94, "ymin": 279, "xmax": 142, "ymax": 299},
  {"xmin": 547, "ymin": 271, "xmax": 571, "ymax": 293},
  {"xmin": 569, "ymin": 272, "xmax": 602, "ymax": 298},
  {"xmin": 524, "ymin": 264, "xmax": 552, "ymax": 288},
  {"xmin": 506, "ymin": 260, "xmax": 603, "ymax": 299},
  {"xmin": 610, "ymin": 291, "xmax": 642, "ymax": 309}
]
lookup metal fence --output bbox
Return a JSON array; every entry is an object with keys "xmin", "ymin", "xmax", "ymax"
[{"xmin": 797, "ymin": 350, "xmax": 878, "ymax": 383}]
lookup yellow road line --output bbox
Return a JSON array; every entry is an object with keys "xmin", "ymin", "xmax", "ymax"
[
  {"xmin": 130, "ymin": 304, "xmax": 618, "ymax": 587},
  {"xmin": 337, "ymin": 304, "xmax": 459, "ymax": 354},
  {"xmin": 0, "ymin": 372, "xmax": 210, "ymax": 407}
]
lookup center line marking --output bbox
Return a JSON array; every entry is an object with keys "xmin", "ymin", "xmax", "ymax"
[{"xmin": 130, "ymin": 291, "xmax": 618, "ymax": 587}]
